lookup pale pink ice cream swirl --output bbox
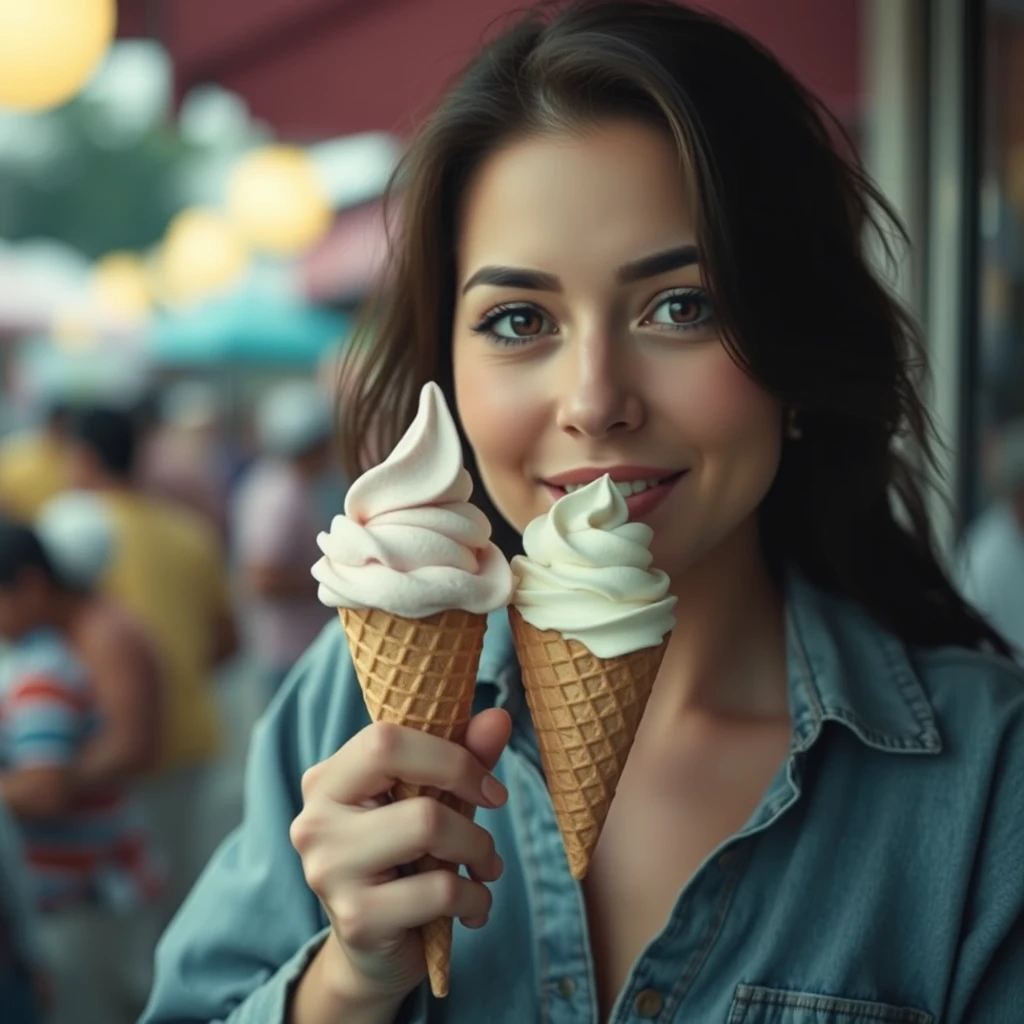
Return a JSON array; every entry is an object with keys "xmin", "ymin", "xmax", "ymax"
[{"xmin": 312, "ymin": 381, "xmax": 514, "ymax": 617}]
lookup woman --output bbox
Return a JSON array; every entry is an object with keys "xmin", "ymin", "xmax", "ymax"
[{"xmin": 143, "ymin": 3, "xmax": 1024, "ymax": 1022}]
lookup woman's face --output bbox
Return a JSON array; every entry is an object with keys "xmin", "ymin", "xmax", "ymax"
[{"xmin": 452, "ymin": 119, "xmax": 782, "ymax": 578}]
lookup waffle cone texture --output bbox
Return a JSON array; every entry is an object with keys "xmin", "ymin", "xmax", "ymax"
[
  {"xmin": 508, "ymin": 607, "xmax": 667, "ymax": 880},
  {"xmin": 338, "ymin": 606, "xmax": 487, "ymax": 998}
]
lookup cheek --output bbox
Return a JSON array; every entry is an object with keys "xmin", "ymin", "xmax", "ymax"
[
  {"xmin": 454, "ymin": 345, "xmax": 548, "ymax": 528},
  {"xmin": 454, "ymin": 347, "xmax": 543, "ymax": 466},
  {"xmin": 658, "ymin": 346, "xmax": 780, "ymax": 447}
]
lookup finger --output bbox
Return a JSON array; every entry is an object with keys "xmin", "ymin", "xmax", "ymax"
[
  {"xmin": 331, "ymin": 871, "xmax": 493, "ymax": 950},
  {"xmin": 316, "ymin": 722, "xmax": 507, "ymax": 809},
  {"xmin": 344, "ymin": 797, "xmax": 503, "ymax": 881},
  {"xmin": 463, "ymin": 709, "xmax": 512, "ymax": 775}
]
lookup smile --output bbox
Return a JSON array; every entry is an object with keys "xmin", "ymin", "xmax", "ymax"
[
  {"xmin": 541, "ymin": 466, "xmax": 687, "ymax": 520},
  {"xmin": 563, "ymin": 477, "xmax": 667, "ymax": 497}
]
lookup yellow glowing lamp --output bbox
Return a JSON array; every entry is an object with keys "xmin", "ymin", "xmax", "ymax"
[
  {"xmin": 0, "ymin": 0, "xmax": 116, "ymax": 112},
  {"xmin": 92, "ymin": 252, "xmax": 151, "ymax": 322},
  {"xmin": 158, "ymin": 208, "xmax": 248, "ymax": 307},
  {"xmin": 51, "ymin": 304, "xmax": 98, "ymax": 351},
  {"xmin": 226, "ymin": 146, "xmax": 332, "ymax": 255}
]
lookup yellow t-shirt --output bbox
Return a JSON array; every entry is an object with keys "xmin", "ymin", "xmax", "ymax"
[
  {"xmin": 0, "ymin": 430, "xmax": 71, "ymax": 522},
  {"xmin": 100, "ymin": 491, "xmax": 230, "ymax": 772}
]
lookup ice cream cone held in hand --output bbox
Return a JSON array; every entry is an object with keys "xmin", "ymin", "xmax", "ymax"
[
  {"xmin": 510, "ymin": 477, "xmax": 676, "ymax": 880},
  {"xmin": 312, "ymin": 381, "xmax": 514, "ymax": 997}
]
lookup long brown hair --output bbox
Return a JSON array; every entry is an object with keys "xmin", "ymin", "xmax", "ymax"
[{"xmin": 340, "ymin": 0, "xmax": 1010, "ymax": 655}]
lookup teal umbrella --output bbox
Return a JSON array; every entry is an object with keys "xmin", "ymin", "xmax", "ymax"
[{"xmin": 152, "ymin": 297, "xmax": 349, "ymax": 367}]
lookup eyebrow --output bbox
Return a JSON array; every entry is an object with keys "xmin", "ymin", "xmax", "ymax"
[{"xmin": 460, "ymin": 244, "xmax": 699, "ymax": 295}]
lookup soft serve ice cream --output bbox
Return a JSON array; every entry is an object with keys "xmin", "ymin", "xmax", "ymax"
[
  {"xmin": 511, "ymin": 475, "xmax": 675, "ymax": 657},
  {"xmin": 312, "ymin": 381, "xmax": 513, "ymax": 616},
  {"xmin": 508, "ymin": 475, "xmax": 675, "ymax": 879},
  {"xmin": 311, "ymin": 380, "xmax": 512, "ymax": 1000}
]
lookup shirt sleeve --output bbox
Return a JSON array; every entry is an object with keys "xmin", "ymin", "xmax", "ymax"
[
  {"xmin": 5, "ymin": 672, "xmax": 80, "ymax": 768},
  {"xmin": 140, "ymin": 621, "xmax": 426, "ymax": 1024}
]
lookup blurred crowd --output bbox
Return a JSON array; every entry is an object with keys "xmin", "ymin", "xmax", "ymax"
[{"xmin": 0, "ymin": 373, "xmax": 346, "ymax": 1024}]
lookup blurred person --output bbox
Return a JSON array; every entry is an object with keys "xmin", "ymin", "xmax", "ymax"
[
  {"xmin": 137, "ymin": 380, "xmax": 232, "ymax": 541},
  {"xmin": 958, "ymin": 418, "xmax": 1024, "ymax": 658},
  {"xmin": 0, "ymin": 399, "xmax": 73, "ymax": 524},
  {"xmin": 35, "ymin": 492, "xmax": 164, "ymax": 789},
  {"xmin": 232, "ymin": 381, "xmax": 341, "ymax": 701},
  {"xmin": 0, "ymin": 522, "xmax": 162, "ymax": 1024},
  {"xmin": 67, "ymin": 407, "xmax": 239, "ymax": 924},
  {"xmin": 145, "ymin": 5, "xmax": 1024, "ymax": 1023},
  {"xmin": 0, "ymin": 800, "xmax": 47, "ymax": 1024}
]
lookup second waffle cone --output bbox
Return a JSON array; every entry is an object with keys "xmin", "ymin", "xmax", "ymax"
[{"xmin": 508, "ymin": 606, "xmax": 666, "ymax": 880}]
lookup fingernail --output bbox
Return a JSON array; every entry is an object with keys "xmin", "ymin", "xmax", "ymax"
[
  {"xmin": 481, "ymin": 774, "xmax": 508, "ymax": 808},
  {"xmin": 491, "ymin": 853, "xmax": 504, "ymax": 879}
]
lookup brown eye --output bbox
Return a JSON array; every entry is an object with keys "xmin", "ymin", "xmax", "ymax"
[
  {"xmin": 666, "ymin": 298, "xmax": 700, "ymax": 324},
  {"xmin": 474, "ymin": 304, "xmax": 556, "ymax": 345},
  {"xmin": 645, "ymin": 289, "xmax": 714, "ymax": 332},
  {"xmin": 508, "ymin": 309, "xmax": 545, "ymax": 336}
]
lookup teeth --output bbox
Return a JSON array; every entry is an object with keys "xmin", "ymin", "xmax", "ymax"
[{"xmin": 562, "ymin": 478, "xmax": 663, "ymax": 496}]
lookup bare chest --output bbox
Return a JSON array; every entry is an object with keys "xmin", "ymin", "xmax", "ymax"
[{"xmin": 583, "ymin": 722, "xmax": 790, "ymax": 1018}]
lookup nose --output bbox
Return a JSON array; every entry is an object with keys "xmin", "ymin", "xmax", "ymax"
[{"xmin": 555, "ymin": 331, "xmax": 644, "ymax": 439}]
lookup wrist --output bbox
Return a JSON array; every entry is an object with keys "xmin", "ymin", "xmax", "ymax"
[{"xmin": 291, "ymin": 937, "xmax": 407, "ymax": 1024}]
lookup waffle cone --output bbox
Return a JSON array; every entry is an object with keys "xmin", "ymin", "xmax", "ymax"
[
  {"xmin": 338, "ymin": 606, "xmax": 487, "ymax": 998},
  {"xmin": 508, "ymin": 607, "xmax": 667, "ymax": 880}
]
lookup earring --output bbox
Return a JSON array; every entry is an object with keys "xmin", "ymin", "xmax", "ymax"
[{"xmin": 786, "ymin": 408, "xmax": 803, "ymax": 441}]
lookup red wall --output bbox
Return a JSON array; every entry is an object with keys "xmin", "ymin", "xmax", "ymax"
[{"xmin": 121, "ymin": 0, "xmax": 861, "ymax": 139}]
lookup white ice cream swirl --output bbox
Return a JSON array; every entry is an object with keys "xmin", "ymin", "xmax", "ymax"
[
  {"xmin": 312, "ymin": 381, "xmax": 514, "ymax": 617},
  {"xmin": 511, "ymin": 476, "xmax": 675, "ymax": 657}
]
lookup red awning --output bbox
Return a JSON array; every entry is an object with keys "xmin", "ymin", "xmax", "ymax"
[
  {"xmin": 299, "ymin": 200, "xmax": 392, "ymax": 304},
  {"xmin": 121, "ymin": 0, "xmax": 861, "ymax": 141}
]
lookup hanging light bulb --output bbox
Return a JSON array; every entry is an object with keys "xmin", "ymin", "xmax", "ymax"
[
  {"xmin": 92, "ymin": 252, "xmax": 152, "ymax": 323},
  {"xmin": 0, "ymin": 0, "xmax": 116, "ymax": 112},
  {"xmin": 226, "ymin": 145, "xmax": 332, "ymax": 255},
  {"xmin": 156, "ymin": 208, "xmax": 249, "ymax": 308}
]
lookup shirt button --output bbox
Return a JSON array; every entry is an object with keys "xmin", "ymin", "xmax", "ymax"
[
  {"xmin": 634, "ymin": 988, "xmax": 664, "ymax": 1018},
  {"xmin": 556, "ymin": 977, "xmax": 576, "ymax": 998}
]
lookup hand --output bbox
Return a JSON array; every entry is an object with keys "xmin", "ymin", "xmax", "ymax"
[{"xmin": 289, "ymin": 708, "xmax": 511, "ymax": 1004}]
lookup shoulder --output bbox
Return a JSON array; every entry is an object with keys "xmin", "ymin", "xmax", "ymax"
[
  {"xmin": 260, "ymin": 616, "xmax": 371, "ymax": 769},
  {"xmin": 912, "ymin": 644, "xmax": 1024, "ymax": 727},
  {"xmin": 911, "ymin": 645, "xmax": 1024, "ymax": 829}
]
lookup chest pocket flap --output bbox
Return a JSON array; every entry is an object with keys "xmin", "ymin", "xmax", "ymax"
[{"xmin": 728, "ymin": 984, "xmax": 933, "ymax": 1024}]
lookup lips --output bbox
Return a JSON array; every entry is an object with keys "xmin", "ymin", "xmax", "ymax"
[{"xmin": 540, "ymin": 466, "xmax": 687, "ymax": 521}]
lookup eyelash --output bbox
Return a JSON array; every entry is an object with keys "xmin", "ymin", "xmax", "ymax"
[
  {"xmin": 470, "ymin": 289, "xmax": 715, "ymax": 347},
  {"xmin": 470, "ymin": 303, "xmax": 553, "ymax": 347}
]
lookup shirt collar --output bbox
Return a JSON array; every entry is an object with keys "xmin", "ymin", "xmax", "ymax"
[
  {"xmin": 784, "ymin": 570, "xmax": 942, "ymax": 755},
  {"xmin": 479, "ymin": 572, "xmax": 943, "ymax": 756}
]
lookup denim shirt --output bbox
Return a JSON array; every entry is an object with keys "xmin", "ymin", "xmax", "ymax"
[{"xmin": 142, "ymin": 574, "xmax": 1024, "ymax": 1023}]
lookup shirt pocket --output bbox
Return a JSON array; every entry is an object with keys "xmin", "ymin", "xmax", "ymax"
[{"xmin": 727, "ymin": 984, "xmax": 934, "ymax": 1024}]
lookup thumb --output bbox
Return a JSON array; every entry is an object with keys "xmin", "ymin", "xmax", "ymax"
[{"xmin": 463, "ymin": 707, "xmax": 512, "ymax": 774}]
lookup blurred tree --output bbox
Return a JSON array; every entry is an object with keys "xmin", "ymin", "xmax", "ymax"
[{"xmin": 0, "ymin": 95, "xmax": 194, "ymax": 259}]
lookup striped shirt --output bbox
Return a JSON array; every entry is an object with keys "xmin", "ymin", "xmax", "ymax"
[{"xmin": 0, "ymin": 629, "xmax": 163, "ymax": 912}]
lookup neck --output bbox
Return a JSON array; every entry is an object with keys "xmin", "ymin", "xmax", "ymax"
[{"xmin": 650, "ymin": 519, "xmax": 788, "ymax": 725}]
